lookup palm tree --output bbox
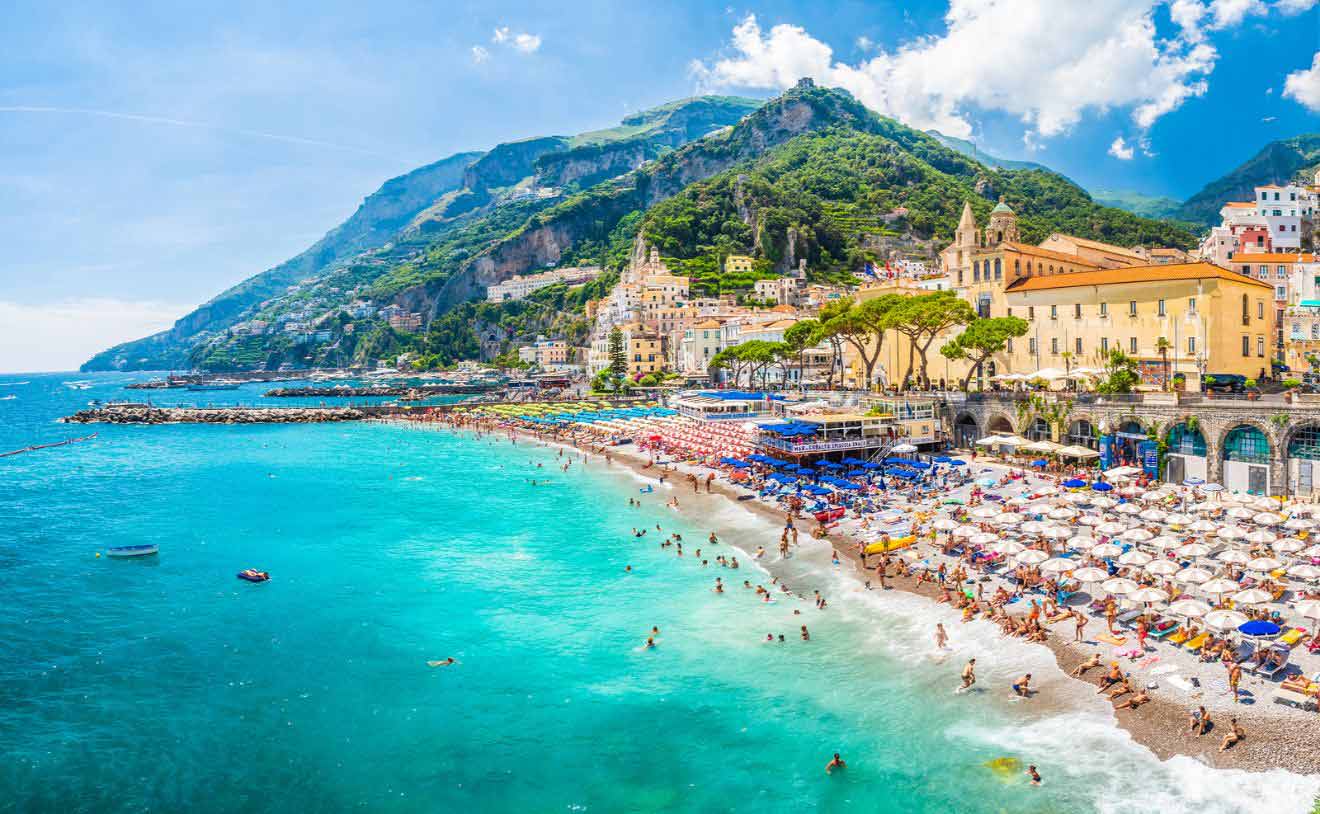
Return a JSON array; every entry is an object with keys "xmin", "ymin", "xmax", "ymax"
[{"xmin": 1156, "ymin": 336, "xmax": 1172, "ymax": 390}]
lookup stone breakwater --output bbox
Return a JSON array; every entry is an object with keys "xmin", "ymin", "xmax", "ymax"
[{"xmin": 63, "ymin": 405, "xmax": 367, "ymax": 425}]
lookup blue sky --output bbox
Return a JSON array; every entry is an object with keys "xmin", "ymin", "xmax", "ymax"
[{"xmin": 1, "ymin": 0, "xmax": 1318, "ymax": 371}]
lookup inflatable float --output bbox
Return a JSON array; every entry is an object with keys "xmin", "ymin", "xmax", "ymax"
[{"xmin": 237, "ymin": 569, "xmax": 270, "ymax": 583}]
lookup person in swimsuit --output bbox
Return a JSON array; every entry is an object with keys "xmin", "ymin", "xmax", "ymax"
[
  {"xmin": 960, "ymin": 658, "xmax": 976, "ymax": 689},
  {"xmin": 825, "ymin": 753, "xmax": 846, "ymax": 774},
  {"xmin": 713, "ymin": 578, "xmax": 724, "ymax": 594},
  {"xmin": 1219, "ymin": 718, "xmax": 1245, "ymax": 752},
  {"xmin": 1026, "ymin": 765, "xmax": 1041, "ymax": 786},
  {"xmin": 1012, "ymin": 674, "xmax": 1032, "ymax": 697},
  {"xmin": 801, "ymin": 625, "xmax": 810, "ymax": 641},
  {"xmin": 935, "ymin": 623, "xmax": 949, "ymax": 650},
  {"xmin": 1097, "ymin": 663, "xmax": 1123, "ymax": 693},
  {"xmin": 1115, "ymin": 690, "xmax": 1150, "ymax": 710},
  {"xmin": 427, "ymin": 658, "xmax": 457, "ymax": 667},
  {"xmin": 1189, "ymin": 705, "xmax": 1211, "ymax": 736},
  {"xmin": 1070, "ymin": 654, "xmax": 1102, "ymax": 677},
  {"xmin": 645, "ymin": 637, "xmax": 655, "ymax": 649}
]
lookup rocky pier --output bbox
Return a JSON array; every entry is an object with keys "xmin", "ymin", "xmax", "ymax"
[{"xmin": 63, "ymin": 404, "xmax": 369, "ymax": 425}]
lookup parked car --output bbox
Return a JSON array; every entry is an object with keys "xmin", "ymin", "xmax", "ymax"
[{"xmin": 1203, "ymin": 373, "xmax": 1247, "ymax": 393}]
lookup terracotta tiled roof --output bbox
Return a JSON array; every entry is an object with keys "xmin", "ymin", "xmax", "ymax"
[
  {"xmin": 1004, "ymin": 262, "xmax": 1273, "ymax": 292},
  {"xmin": 1224, "ymin": 202, "xmax": 1257, "ymax": 208},
  {"xmin": 997, "ymin": 242, "xmax": 1104, "ymax": 267}
]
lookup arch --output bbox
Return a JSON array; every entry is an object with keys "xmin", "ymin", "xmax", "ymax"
[
  {"xmin": 1026, "ymin": 417, "xmax": 1051, "ymax": 441},
  {"xmin": 1287, "ymin": 424, "xmax": 1320, "ymax": 460},
  {"xmin": 1066, "ymin": 419, "xmax": 1097, "ymax": 449},
  {"xmin": 953, "ymin": 413, "xmax": 979, "ymax": 448},
  {"xmin": 993, "ymin": 258, "xmax": 1002, "ymax": 279},
  {"xmin": 1014, "ymin": 259, "xmax": 1021, "ymax": 277},
  {"xmin": 1167, "ymin": 422, "xmax": 1207, "ymax": 457},
  {"xmin": 987, "ymin": 414, "xmax": 1014, "ymax": 434},
  {"xmin": 1222, "ymin": 424, "xmax": 1270, "ymax": 464},
  {"xmin": 973, "ymin": 260, "xmax": 981, "ymax": 281}
]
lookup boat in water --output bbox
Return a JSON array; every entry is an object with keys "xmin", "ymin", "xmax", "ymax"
[
  {"xmin": 237, "ymin": 569, "xmax": 270, "ymax": 583},
  {"xmin": 186, "ymin": 382, "xmax": 241, "ymax": 391},
  {"xmin": 64, "ymin": 380, "xmax": 94, "ymax": 390},
  {"xmin": 106, "ymin": 544, "xmax": 158, "ymax": 558}
]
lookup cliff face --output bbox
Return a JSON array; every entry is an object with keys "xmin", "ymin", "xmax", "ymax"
[{"xmin": 462, "ymin": 136, "xmax": 569, "ymax": 191}]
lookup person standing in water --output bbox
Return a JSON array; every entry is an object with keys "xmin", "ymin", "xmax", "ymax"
[
  {"xmin": 960, "ymin": 658, "xmax": 976, "ymax": 690},
  {"xmin": 825, "ymin": 753, "xmax": 846, "ymax": 775},
  {"xmin": 935, "ymin": 623, "xmax": 949, "ymax": 650}
]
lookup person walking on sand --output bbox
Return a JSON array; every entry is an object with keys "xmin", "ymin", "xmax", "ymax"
[
  {"xmin": 1073, "ymin": 610, "xmax": 1087, "ymax": 643},
  {"xmin": 706, "ymin": 472, "xmax": 714, "ymax": 493},
  {"xmin": 1227, "ymin": 661, "xmax": 1242, "ymax": 703}
]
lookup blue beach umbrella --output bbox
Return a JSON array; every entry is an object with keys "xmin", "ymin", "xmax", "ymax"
[
  {"xmin": 1238, "ymin": 620, "xmax": 1281, "ymax": 638},
  {"xmin": 1063, "ymin": 478, "xmax": 1087, "ymax": 488},
  {"xmin": 933, "ymin": 456, "xmax": 952, "ymax": 463},
  {"xmin": 1091, "ymin": 482, "xmax": 1114, "ymax": 492},
  {"xmin": 1031, "ymin": 459, "xmax": 1048, "ymax": 467},
  {"xmin": 862, "ymin": 462, "xmax": 882, "ymax": 470},
  {"xmin": 949, "ymin": 460, "xmax": 967, "ymax": 467}
]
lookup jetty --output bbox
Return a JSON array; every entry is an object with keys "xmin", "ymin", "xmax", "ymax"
[{"xmin": 64, "ymin": 404, "xmax": 369, "ymax": 425}]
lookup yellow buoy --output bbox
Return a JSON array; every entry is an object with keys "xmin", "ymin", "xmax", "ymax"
[{"xmin": 984, "ymin": 756, "xmax": 1021, "ymax": 778}]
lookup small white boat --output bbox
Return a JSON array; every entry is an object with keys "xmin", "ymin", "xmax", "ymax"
[{"xmin": 106, "ymin": 544, "xmax": 158, "ymax": 558}]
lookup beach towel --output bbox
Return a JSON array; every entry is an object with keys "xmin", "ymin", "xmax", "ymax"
[
  {"xmin": 1166, "ymin": 675, "xmax": 1194, "ymax": 692},
  {"xmin": 1151, "ymin": 664, "xmax": 1179, "ymax": 676},
  {"xmin": 1096, "ymin": 633, "xmax": 1127, "ymax": 646},
  {"xmin": 1137, "ymin": 656, "xmax": 1160, "ymax": 669}
]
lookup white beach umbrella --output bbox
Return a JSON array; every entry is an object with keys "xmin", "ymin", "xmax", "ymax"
[
  {"xmin": 1286, "ymin": 564, "xmax": 1320, "ymax": 581},
  {"xmin": 1041, "ymin": 526, "xmax": 1072, "ymax": 540},
  {"xmin": 1090, "ymin": 543, "xmax": 1123, "ymax": 558},
  {"xmin": 1253, "ymin": 512, "xmax": 1285, "ymax": 526},
  {"xmin": 1253, "ymin": 497, "xmax": 1283, "ymax": 511},
  {"xmin": 1245, "ymin": 529, "xmax": 1278, "ymax": 545},
  {"xmin": 933, "ymin": 517, "xmax": 961, "ymax": 531},
  {"xmin": 1145, "ymin": 559, "xmax": 1181, "ymax": 577},
  {"xmin": 1065, "ymin": 534, "xmax": 1095, "ymax": 550},
  {"xmin": 1176, "ymin": 543, "xmax": 1211, "ymax": 558},
  {"xmin": 1120, "ymin": 528, "xmax": 1154, "ymax": 543},
  {"xmin": 1294, "ymin": 599, "xmax": 1320, "ymax": 620},
  {"xmin": 1039, "ymin": 557, "xmax": 1076, "ymax": 574},
  {"xmin": 1164, "ymin": 512, "xmax": 1195, "ymax": 526},
  {"xmin": 1226, "ymin": 506, "xmax": 1253, "ymax": 519},
  {"xmin": 891, "ymin": 442, "xmax": 918, "ymax": 453},
  {"xmin": 971, "ymin": 506, "xmax": 999, "ymax": 519},
  {"xmin": 1284, "ymin": 517, "xmax": 1315, "ymax": 531},
  {"xmin": 1167, "ymin": 598, "xmax": 1211, "ymax": 618},
  {"xmin": 1246, "ymin": 556, "xmax": 1283, "ymax": 573},
  {"xmin": 1072, "ymin": 566, "xmax": 1110, "ymax": 583},
  {"xmin": 992, "ymin": 540, "xmax": 1026, "ymax": 555},
  {"xmin": 1077, "ymin": 514, "xmax": 1103, "ymax": 527},
  {"xmin": 1201, "ymin": 483, "xmax": 1225, "ymax": 493},
  {"xmin": 1024, "ymin": 502, "xmax": 1055, "ymax": 515},
  {"xmin": 1303, "ymin": 545, "xmax": 1320, "ymax": 559},
  {"xmin": 1273, "ymin": 538, "xmax": 1306, "ymax": 554},
  {"xmin": 1215, "ymin": 525, "xmax": 1246, "ymax": 541},
  {"xmin": 1189, "ymin": 519, "xmax": 1218, "ymax": 533},
  {"xmin": 1096, "ymin": 522, "xmax": 1127, "ymax": 536},
  {"xmin": 1090, "ymin": 496, "xmax": 1117, "ymax": 509},
  {"xmin": 1138, "ymin": 508, "xmax": 1168, "ymax": 522},
  {"xmin": 1205, "ymin": 609, "xmax": 1249, "ymax": 631},
  {"xmin": 969, "ymin": 532, "xmax": 998, "ymax": 545},
  {"xmin": 1115, "ymin": 503, "xmax": 1141, "ymax": 515},
  {"xmin": 992, "ymin": 512, "xmax": 1020, "ymax": 525},
  {"xmin": 1130, "ymin": 587, "xmax": 1170, "ymax": 604},
  {"xmin": 1175, "ymin": 566, "xmax": 1214, "ymax": 584},
  {"xmin": 1148, "ymin": 535, "xmax": 1183, "ymax": 551},
  {"xmin": 1201, "ymin": 577, "xmax": 1242, "ymax": 597},
  {"xmin": 1048, "ymin": 506, "xmax": 1078, "ymax": 521},
  {"xmin": 1216, "ymin": 549, "xmax": 1251, "ymax": 564},
  {"xmin": 1020, "ymin": 520, "xmax": 1049, "ymax": 534},
  {"xmin": 1231, "ymin": 588, "xmax": 1273, "ymax": 605},
  {"xmin": 1100, "ymin": 577, "xmax": 1139, "ymax": 595},
  {"xmin": 1118, "ymin": 550, "xmax": 1154, "ymax": 567},
  {"xmin": 1016, "ymin": 549, "xmax": 1050, "ymax": 566}
]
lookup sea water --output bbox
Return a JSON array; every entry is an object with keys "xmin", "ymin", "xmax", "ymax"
[{"xmin": 1, "ymin": 373, "xmax": 1317, "ymax": 813}]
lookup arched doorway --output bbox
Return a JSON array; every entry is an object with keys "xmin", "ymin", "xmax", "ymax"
[
  {"xmin": 1222, "ymin": 424, "xmax": 1271, "ymax": 495},
  {"xmin": 1287, "ymin": 424, "xmax": 1320, "ymax": 496},
  {"xmin": 1065, "ymin": 419, "xmax": 1097, "ymax": 450},
  {"xmin": 987, "ymin": 415, "xmax": 1014, "ymax": 434},
  {"xmin": 1026, "ymin": 417, "xmax": 1051, "ymax": 441},
  {"xmin": 954, "ymin": 414, "xmax": 979, "ymax": 448},
  {"xmin": 1109, "ymin": 419, "xmax": 1147, "ymax": 467},
  {"xmin": 1165, "ymin": 422, "xmax": 1207, "ymax": 485}
]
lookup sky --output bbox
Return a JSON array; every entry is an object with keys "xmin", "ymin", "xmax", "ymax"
[{"xmin": 1, "ymin": 0, "xmax": 1319, "ymax": 372}]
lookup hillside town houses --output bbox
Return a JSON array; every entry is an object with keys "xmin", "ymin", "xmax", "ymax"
[{"xmin": 497, "ymin": 165, "xmax": 1320, "ymax": 391}]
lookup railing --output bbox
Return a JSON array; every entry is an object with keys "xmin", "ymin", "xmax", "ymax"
[{"xmin": 759, "ymin": 436, "xmax": 884, "ymax": 453}]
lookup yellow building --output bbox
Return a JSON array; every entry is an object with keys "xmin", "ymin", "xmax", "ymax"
[
  {"xmin": 1002, "ymin": 263, "xmax": 1275, "ymax": 385},
  {"xmin": 622, "ymin": 324, "xmax": 666, "ymax": 377},
  {"xmin": 725, "ymin": 255, "xmax": 755, "ymax": 274}
]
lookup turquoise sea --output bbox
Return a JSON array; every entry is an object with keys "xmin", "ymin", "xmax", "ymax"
[{"xmin": 2, "ymin": 372, "xmax": 1317, "ymax": 813}]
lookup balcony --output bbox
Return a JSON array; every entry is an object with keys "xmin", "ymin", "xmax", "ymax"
[{"xmin": 759, "ymin": 436, "xmax": 888, "ymax": 454}]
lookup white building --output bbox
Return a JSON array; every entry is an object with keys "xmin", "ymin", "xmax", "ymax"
[{"xmin": 485, "ymin": 266, "xmax": 602, "ymax": 303}]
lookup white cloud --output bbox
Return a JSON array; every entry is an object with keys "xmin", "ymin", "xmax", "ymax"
[
  {"xmin": 490, "ymin": 26, "xmax": 541, "ymax": 54},
  {"xmin": 691, "ymin": 3, "xmax": 1250, "ymax": 144},
  {"xmin": 1208, "ymin": 0, "xmax": 1268, "ymax": 28},
  {"xmin": 856, "ymin": 36, "xmax": 874, "ymax": 50},
  {"xmin": 471, "ymin": 45, "xmax": 490, "ymax": 64},
  {"xmin": 1109, "ymin": 136, "xmax": 1136, "ymax": 159},
  {"xmin": 492, "ymin": 26, "xmax": 510, "ymax": 44},
  {"xmin": 1277, "ymin": 0, "xmax": 1318, "ymax": 13},
  {"xmin": 0, "ymin": 298, "xmax": 190, "ymax": 374},
  {"xmin": 1284, "ymin": 51, "xmax": 1320, "ymax": 111}
]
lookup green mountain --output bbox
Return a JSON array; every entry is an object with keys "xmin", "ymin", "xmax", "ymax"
[
  {"xmin": 1091, "ymin": 189, "xmax": 1182, "ymax": 220},
  {"xmin": 926, "ymin": 130, "xmax": 1051, "ymax": 172},
  {"xmin": 84, "ymin": 83, "xmax": 1196, "ymax": 373},
  {"xmin": 1176, "ymin": 133, "xmax": 1320, "ymax": 225}
]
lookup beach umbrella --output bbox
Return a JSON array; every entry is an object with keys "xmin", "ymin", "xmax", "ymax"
[
  {"xmin": 1284, "ymin": 517, "xmax": 1315, "ymax": 531},
  {"xmin": 1138, "ymin": 508, "xmax": 1167, "ymax": 523},
  {"xmin": 1077, "ymin": 515, "xmax": 1103, "ymax": 526},
  {"xmin": 1090, "ymin": 496, "xmax": 1117, "ymax": 509},
  {"xmin": 1100, "ymin": 577, "xmax": 1138, "ymax": 595},
  {"xmin": 1175, "ymin": 567, "xmax": 1214, "ymax": 584},
  {"xmin": 1024, "ymin": 501, "xmax": 1055, "ymax": 515},
  {"xmin": 1304, "ymin": 545, "xmax": 1320, "ymax": 559},
  {"xmin": 1238, "ymin": 620, "xmax": 1282, "ymax": 638},
  {"xmin": 1063, "ymin": 478, "xmax": 1087, "ymax": 488},
  {"xmin": 1287, "ymin": 563, "xmax": 1320, "ymax": 580},
  {"xmin": 1244, "ymin": 529, "xmax": 1277, "ymax": 545},
  {"xmin": 1020, "ymin": 520, "xmax": 1049, "ymax": 534},
  {"xmin": 1231, "ymin": 588, "xmax": 1273, "ymax": 606},
  {"xmin": 1016, "ymin": 549, "xmax": 1050, "ymax": 566},
  {"xmin": 1226, "ymin": 506, "xmax": 1252, "ymax": 519},
  {"xmin": 1175, "ymin": 543, "xmax": 1211, "ymax": 559},
  {"xmin": 1201, "ymin": 484, "xmax": 1225, "ymax": 492},
  {"xmin": 1072, "ymin": 566, "xmax": 1110, "ymax": 583},
  {"xmin": 1294, "ymin": 599, "xmax": 1320, "ymax": 620},
  {"xmin": 1120, "ymin": 528, "xmax": 1153, "ymax": 543},
  {"xmin": 1114, "ymin": 503, "xmax": 1140, "ymax": 515},
  {"xmin": 1047, "ymin": 506, "xmax": 1078, "ymax": 520},
  {"xmin": 969, "ymin": 532, "xmax": 998, "ymax": 545},
  {"xmin": 1145, "ymin": 559, "xmax": 1181, "ymax": 576},
  {"xmin": 1164, "ymin": 513, "xmax": 1195, "ymax": 526},
  {"xmin": 1041, "ymin": 526, "xmax": 1071, "ymax": 540},
  {"xmin": 993, "ymin": 540, "xmax": 1026, "ymax": 555},
  {"xmin": 953, "ymin": 524, "xmax": 979, "ymax": 538},
  {"xmin": 1205, "ymin": 609, "xmax": 1249, "ymax": 631},
  {"xmin": 971, "ymin": 506, "xmax": 999, "ymax": 519},
  {"xmin": 1130, "ymin": 587, "xmax": 1169, "ymax": 604},
  {"xmin": 1091, "ymin": 482, "xmax": 1114, "ymax": 492},
  {"xmin": 1215, "ymin": 549, "xmax": 1250, "ymax": 564},
  {"xmin": 1253, "ymin": 512, "xmax": 1285, "ymax": 526},
  {"xmin": 1167, "ymin": 599, "xmax": 1211, "ymax": 618},
  {"xmin": 891, "ymin": 442, "xmax": 918, "ymax": 453},
  {"xmin": 1096, "ymin": 521, "xmax": 1127, "ymax": 536},
  {"xmin": 1200, "ymin": 577, "xmax": 1241, "ymax": 597},
  {"xmin": 1188, "ymin": 519, "xmax": 1218, "ymax": 533},
  {"xmin": 1090, "ymin": 543, "xmax": 1123, "ymax": 558},
  {"xmin": 933, "ymin": 517, "xmax": 960, "ymax": 531},
  {"xmin": 1066, "ymin": 535, "xmax": 1096, "ymax": 550},
  {"xmin": 1215, "ymin": 525, "xmax": 1246, "ymax": 540},
  {"xmin": 949, "ymin": 460, "xmax": 967, "ymax": 467},
  {"xmin": 1065, "ymin": 492, "xmax": 1094, "ymax": 505},
  {"xmin": 1039, "ymin": 557, "xmax": 1075, "ymax": 574},
  {"xmin": 1148, "ymin": 535, "xmax": 1182, "ymax": 551},
  {"xmin": 1274, "ymin": 538, "xmax": 1306, "ymax": 554},
  {"xmin": 992, "ymin": 512, "xmax": 1020, "ymax": 526},
  {"xmin": 1246, "ymin": 556, "xmax": 1283, "ymax": 573},
  {"xmin": 1118, "ymin": 549, "xmax": 1154, "ymax": 567}
]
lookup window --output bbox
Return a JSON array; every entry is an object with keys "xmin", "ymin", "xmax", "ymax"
[
  {"xmin": 1029, "ymin": 338, "xmax": 1037, "ymax": 355},
  {"xmin": 1242, "ymin": 294, "xmax": 1250, "ymax": 325},
  {"xmin": 994, "ymin": 258, "xmax": 1002, "ymax": 280},
  {"xmin": 1101, "ymin": 337, "xmax": 1109, "ymax": 353},
  {"xmin": 1278, "ymin": 266, "xmax": 1287, "ymax": 278},
  {"xmin": 1242, "ymin": 335, "xmax": 1250, "ymax": 356},
  {"xmin": 1258, "ymin": 301, "xmax": 1264, "ymax": 320},
  {"xmin": 1099, "ymin": 302, "xmax": 1108, "ymax": 317},
  {"xmin": 1259, "ymin": 265, "xmax": 1268, "ymax": 277},
  {"xmin": 1188, "ymin": 297, "xmax": 1196, "ymax": 314},
  {"xmin": 1051, "ymin": 337, "xmax": 1059, "ymax": 354},
  {"xmin": 1312, "ymin": 324, "xmax": 1319, "ymax": 340},
  {"xmin": 1006, "ymin": 307, "xmax": 1013, "ymax": 317},
  {"xmin": 1187, "ymin": 336, "xmax": 1195, "ymax": 354},
  {"xmin": 1277, "ymin": 286, "xmax": 1286, "ymax": 300},
  {"xmin": 1129, "ymin": 300, "xmax": 1137, "ymax": 316},
  {"xmin": 1129, "ymin": 337, "xmax": 1137, "ymax": 354},
  {"xmin": 1075, "ymin": 337, "xmax": 1083, "ymax": 355},
  {"xmin": 1257, "ymin": 336, "xmax": 1265, "ymax": 358},
  {"xmin": 1014, "ymin": 259, "xmax": 1021, "ymax": 276},
  {"xmin": 1050, "ymin": 305, "xmax": 1058, "ymax": 320},
  {"xmin": 1006, "ymin": 338, "xmax": 1014, "ymax": 353},
  {"xmin": 972, "ymin": 260, "xmax": 980, "ymax": 282},
  {"xmin": 1158, "ymin": 299, "xmax": 1166, "ymax": 317},
  {"xmin": 1074, "ymin": 303, "xmax": 1082, "ymax": 319},
  {"xmin": 1028, "ymin": 306, "xmax": 1035, "ymax": 320}
]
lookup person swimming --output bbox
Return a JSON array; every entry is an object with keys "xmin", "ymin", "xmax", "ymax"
[
  {"xmin": 825, "ymin": 753, "xmax": 846, "ymax": 775},
  {"xmin": 427, "ymin": 658, "xmax": 457, "ymax": 667},
  {"xmin": 1026, "ymin": 765, "xmax": 1041, "ymax": 786}
]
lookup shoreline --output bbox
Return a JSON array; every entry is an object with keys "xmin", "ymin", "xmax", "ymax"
[{"xmin": 393, "ymin": 416, "xmax": 1320, "ymax": 776}]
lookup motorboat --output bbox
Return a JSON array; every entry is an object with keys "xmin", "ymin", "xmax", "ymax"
[{"xmin": 106, "ymin": 544, "xmax": 158, "ymax": 558}]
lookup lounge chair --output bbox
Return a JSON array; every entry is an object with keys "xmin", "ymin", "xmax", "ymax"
[
  {"xmin": 1148, "ymin": 619, "xmax": 1180, "ymax": 639},
  {"xmin": 1229, "ymin": 642, "xmax": 1255, "ymax": 664},
  {"xmin": 1279, "ymin": 628, "xmax": 1307, "ymax": 648},
  {"xmin": 1167, "ymin": 627, "xmax": 1192, "ymax": 646},
  {"xmin": 1250, "ymin": 647, "xmax": 1291, "ymax": 679},
  {"xmin": 1116, "ymin": 610, "xmax": 1143, "ymax": 628},
  {"xmin": 1183, "ymin": 632, "xmax": 1209, "ymax": 652}
]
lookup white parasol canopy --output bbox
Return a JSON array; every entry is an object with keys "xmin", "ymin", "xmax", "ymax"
[
  {"xmin": 1176, "ymin": 543, "xmax": 1211, "ymax": 558},
  {"xmin": 1145, "ymin": 559, "xmax": 1181, "ymax": 576},
  {"xmin": 1245, "ymin": 556, "xmax": 1283, "ymax": 573},
  {"xmin": 1120, "ymin": 528, "xmax": 1153, "ymax": 543},
  {"xmin": 1205, "ymin": 609, "xmax": 1249, "ymax": 631},
  {"xmin": 1072, "ymin": 566, "xmax": 1110, "ymax": 582},
  {"xmin": 1230, "ymin": 588, "xmax": 1273, "ymax": 605},
  {"xmin": 1167, "ymin": 598, "xmax": 1211, "ymax": 617},
  {"xmin": 1130, "ymin": 587, "xmax": 1170, "ymax": 604},
  {"xmin": 1175, "ymin": 566, "xmax": 1214, "ymax": 584},
  {"xmin": 1016, "ymin": 549, "xmax": 1050, "ymax": 565},
  {"xmin": 1039, "ymin": 557, "xmax": 1076, "ymax": 574},
  {"xmin": 1090, "ymin": 543, "xmax": 1123, "ymax": 558},
  {"xmin": 1118, "ymin": 550, "xmax": 1154, "ymax": 566},
  {"xmin": 1100, "ymin": 577, "xmax": 1139, "ymax": 595},
  {"xmin": 1200, "ymin": 577, "xmax": 1242, "ymax": 596}
]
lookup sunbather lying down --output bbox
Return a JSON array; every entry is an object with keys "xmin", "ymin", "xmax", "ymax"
[{"xmin": 1115, "ymin": 690, "xmax": 1150, "ymax": 711}]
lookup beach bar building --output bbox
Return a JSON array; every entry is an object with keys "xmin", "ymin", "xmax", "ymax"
[{"xmin": 672, "ymin": 391, "xmax": 775, "ymax": 422}]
